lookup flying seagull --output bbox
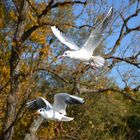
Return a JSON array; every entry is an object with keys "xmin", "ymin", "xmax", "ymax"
[
  {"xmin": 51, "ymin": 7, "xmax": 113, "ymax": 68},
  {"xmin": 26, "ymin": 93, "xmax": 84, "ymax": 122}
]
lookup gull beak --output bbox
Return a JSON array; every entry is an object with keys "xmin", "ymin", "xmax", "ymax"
[
  {"xmin": 34, "ymin": 112, "xmax": 39, "ymax": 116},
  {"xmin": 58, "ymin": 55, "xmax": 64, "ymax": 60}
]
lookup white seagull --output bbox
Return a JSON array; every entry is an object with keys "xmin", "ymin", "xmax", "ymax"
[
  {"xmin": 26, "ymin": 93, "xmax": 84, "ymax": 122},
  {"xmin": 51, "ymin": 7, "xmax": 113, "ymax": 68}
]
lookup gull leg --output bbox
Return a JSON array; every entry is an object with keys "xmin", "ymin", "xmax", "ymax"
[
  {"xmin": 60, "ymin": 122, "xmax": 66, "ymax": 132},
  {"xmin": 54, "ymin": 122, "xmax": 65, "ymax": 137},
  {"xmin": 57, "ymin": 122, "xmax": 66, "ymax": 132},
  {"xmin": 54, "ymin": 122, "xmax": 60, "ymax": 137},
  {"xmin": 89, "ymin": 60, "xmax": 97, "ymax": 70}
]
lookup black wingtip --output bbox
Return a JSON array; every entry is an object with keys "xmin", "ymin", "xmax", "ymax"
[{"xmin": 65, "ymin": 96, "xmax": 85, "ymax": 104}]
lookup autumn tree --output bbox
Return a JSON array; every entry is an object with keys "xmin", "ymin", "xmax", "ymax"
[{"xmin": 0, "ymin": 0, "xmax": 140, "ymax": 140}]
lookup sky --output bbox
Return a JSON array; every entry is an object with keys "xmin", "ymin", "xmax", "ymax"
[{"xmin": 72, "ymin": 0, "xmax": 140, "ymax": 89}]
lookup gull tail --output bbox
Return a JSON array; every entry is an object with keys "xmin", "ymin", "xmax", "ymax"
[
  {"xmin": 91, "ymin": 56, "xmax": 105, "ymax": 67},
  {"xmin": 61, "ymin": 116, "xmax": 74, "ymax": 122}
]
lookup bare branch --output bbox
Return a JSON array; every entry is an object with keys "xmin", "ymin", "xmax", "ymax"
[
  {"xmin": 106, "ymin": 56, "xmax": 140, "ymax": 68},
  {"xmin": 38, "ymin": 0, "xmax": 86, "ymax": 19},
  {"xmin": 0, "ymin": 79, "xmax": 11, "ymax": 93},
  {"xmin": 125, "ymin": 8, "xmax": 140, "ymax": 22},
  {"xmin": 38, "ymin": 0, "xmax": 54, "ymax": 18},
  {"xmin": 133, "ymin": 85, "xmax": 140, "ymax": 92},
  {"xmin": 26, "ymin": 0, "xmax": 38, "ymax": 16},
  {"xmin": 80, "ymin": 88, "xmax": 140, "ymax": 103},
  {"xmin": 107, "ymin": 22, "xmax": 125, "ymax": 56},
  {"xmin": 35, "ymin": 68, "xmax": 70, "ymax": 84},
  {"xmin": 116, "ymin": 68, "xmax": 128, "ymax": 87},
  {"xmin": 107, "ymin": 8, "xmax": 140, "ymax": 56},
  {"xmin": 20, "ymin": 1, "xmax": 86, "ymax": 43},
  {"xmin": 20, "ymin": 25, "xmax": 39, "ymax": 42}
]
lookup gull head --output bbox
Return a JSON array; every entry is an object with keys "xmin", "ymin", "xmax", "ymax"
[
  {"xmin": 62, "ymin": 50, "xmax": 73, "ymax": 58},
  {"xmin": 37, "ymin": 108, "xmax": 46, "ymax": 117},
  {"xmin": 58, "ymin": 50, "xmax": 73, "ymax": 59}
]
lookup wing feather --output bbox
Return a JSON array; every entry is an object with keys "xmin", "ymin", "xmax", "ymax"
[
  {"xmin": 51, "ymin": 26, "xmax": 80, "ymax": 50},
  {"xmin": 26, "ymin": 97, "xmax": 52, "ymax": 110},
  {"xmin": 80, "ymin": 7, "xmax": 113, "ymax": 56},
  {"xmin": 53, "ymin": 93, "xmax": 84, "ymax": 115}
]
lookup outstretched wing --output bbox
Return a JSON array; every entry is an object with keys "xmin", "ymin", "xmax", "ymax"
[
  {"xmin": 80, "ymin": 7, "xmax": 113, "ymax": 56},
  {"xmin": 51, "ymin": 26, "xmax": 80, "ymax": 51},
  {"xmin": 53, "ymin": 93, "xmax": 84, "ymax": 115},
  {"xmin": 26, "ymin": 97, "xmax": 52, "ymax": 110}
]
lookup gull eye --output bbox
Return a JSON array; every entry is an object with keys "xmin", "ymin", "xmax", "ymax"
[
  {"xmin": 40, "ymin": 109, "xmax": 42, "ymax": 112},
  {"xmin": 65, "ymin": 53, "xmax": 67, "ymax": 55}
]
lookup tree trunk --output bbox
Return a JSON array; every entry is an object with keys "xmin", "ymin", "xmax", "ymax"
[
  {"xmin": 24, "ymin": 117, "xmax": 44, "ymax": 140},
  {"xmin": 2, "ymin": 0, "xmax": 29, "ymax": 139}
]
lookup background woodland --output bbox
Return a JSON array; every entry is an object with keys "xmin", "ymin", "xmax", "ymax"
[{"xmin": 0, "ymin": 0, "xmax": 140, "ymax": 139}]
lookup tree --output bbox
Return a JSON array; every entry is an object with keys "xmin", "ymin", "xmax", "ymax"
[{"xmin": 0, "ymin": 0, "xmax": 139, "ymax": 140}]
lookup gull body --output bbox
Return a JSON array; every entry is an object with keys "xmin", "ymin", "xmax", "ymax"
[
  {"xmin": 26, "ymin": 93, "xmax": 84, "ymax": 122},
  {"xmin": 64, "ymin": 50, "xmax": 91, "ymax": 61},
  {"xmin": 51, "ymin": 7, "xmax": 113, "ymax": 68},
  {"xmin": 37, "ymin": 108, "xmax": 73, "ymax": 121}
]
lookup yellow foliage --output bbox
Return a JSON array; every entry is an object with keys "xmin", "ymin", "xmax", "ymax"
[
  {"xmin": 30, "ymin": 27, "xmax": 50, "ymax": 44},
  {"xmin": 12, "ymin": 41, "xmax": 16, "ymax": 47},
  {"xmin": 1, "ymin": 66, "xmax": 10, "ymax": 77},
  {"xmin": 0, "ymin": 5, "xmax": 5, "ymax": 29},
  {"xmin": 0, "ymin": 18, "xmax": 4, "ymax": 29},
  {"xmin": 35, "ymin": 2, "xmax": 48, "ymax": 15},
  {"xmin": 40, "ymin": 44, "xmax": 50, "ymax": 56},
  {"xmin": 37, "ymin": 122, "xmax": 55, "ymax": 139},
  {"xmin": 9, "ymin": 10, "xmax": 17, "ymax": 21}
]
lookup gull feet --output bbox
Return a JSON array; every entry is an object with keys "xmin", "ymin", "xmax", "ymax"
[
  {"xmin": 54, "ymin": 122, "xmax": 66, "ymax": 137},
  {"xmin": 57, "ymin": 122, "xmax": 66, "ymax": 132},
  {"xmin": 89, "ymin": 61, "xmax": 97, "ymax": 70}
]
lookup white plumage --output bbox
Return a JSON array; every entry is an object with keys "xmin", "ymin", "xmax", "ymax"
[
  {"xmin": 26, "ymin": 93, "xmax": 84, "ymax": 122},
  {"xmin": 51, "ymin": 7, "xmax": 113, "ymax": 68}
]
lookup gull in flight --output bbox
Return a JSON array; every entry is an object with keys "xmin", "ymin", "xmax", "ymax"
[
  {"xmin": 26, "ymin": 93, "xmax": 84, "ymax": 122},
  {"xmin": 51, "ymin": 7, "xmax": 113, "ymax": 68}
]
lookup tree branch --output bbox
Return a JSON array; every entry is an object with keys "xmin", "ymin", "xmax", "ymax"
[
  {"xmin": 133, "ymin": 85, "xmax": 140, "ymax": 92},
  {"xmin": 35, "ymin": 68, "xmax": 70, "ymax": 84},
  {"xmin": 38, "ymin": 0, "xmax": 86, "ymax": 18},
  {"xmin": 0, "ymin": 87, "xmax": 38, "ymax": 139},
  {"xmin": 0, "ymin": 79, "xmax": 11, "ymax": 93},
  {"xmin": 20, "ymin": 25, "xmax": 39, "ymax": 42},
  {"xmin": 106, "ymin": 56, "xmax": 140, "ymax": 68},
  {"xmin": 20, "ymin": 1, "xmax": 86, "ymax": 43},
  {"xmin": 80, "ymin": 87, "xmax": 140, "ymax": 103},
  {"xmin": 107, "ymin": 8, "xmax": 140, "ymax": 56}
]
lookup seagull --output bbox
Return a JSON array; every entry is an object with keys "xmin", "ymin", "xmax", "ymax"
[
  {"xmin": 51, "ymin": 7, "xmax": 113, "ymax": 68},
  {"xmin": 26, "ymin": 93, "xmax": 84, "ymax": 122}
]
